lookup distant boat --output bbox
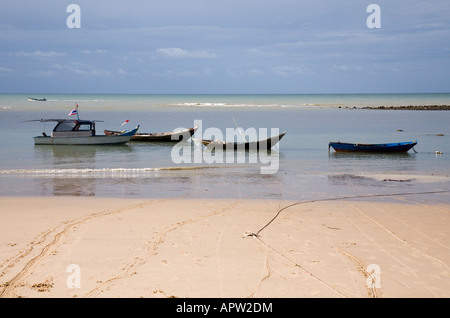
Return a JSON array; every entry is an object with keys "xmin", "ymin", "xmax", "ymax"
[
  {"xmin": 201, "ymin": 131, "xmax": 286, "ymax": 150},
  {"xmin": 328, "ymin": 140, "xmax": 418, "ymax": 153},
  {"xmin": 28, "ymin": 97, "xmax": 47, "ymax": 101},
  {"xmin": 104, "ymin": 125, "xmax": 198, "ymax": 142},
  {"xmin": 24, "ymin": 119, "xmax": 139, "ymax": 145}
]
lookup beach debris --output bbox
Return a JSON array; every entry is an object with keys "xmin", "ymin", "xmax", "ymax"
[
  {"xmin": 436, "ymin": 151, "xmax": 443, "ymax": 155},
  {"xmin": 31, "ymin": 278, "xmax": 54, "ymax": 293},
  {"xmin": 242, "ymin": 231, "xmax": 259, "ymax": 238},
  {"xmin": 382, "ymin": 178, "xmax": 414, "ymax": 182}
]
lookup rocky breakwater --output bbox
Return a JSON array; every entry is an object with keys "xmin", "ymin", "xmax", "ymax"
[{"xmin": 362, "ymin": 105, "xmax": 450, "ymax": 110}]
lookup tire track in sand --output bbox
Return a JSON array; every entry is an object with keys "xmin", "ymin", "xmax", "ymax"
[
  {"xmin": 343, "ymin": 201, "xmax": 449, "ymax": 270},
  {"xmin": 0, "ymin": 200, "xmax": 158, "ymax": 298},
  {"xmin": 83, "ymin": 201, "xmax": 240, "ymax": 298},
  {"xmin": 341, "ymin": 201, "xmax": 446, "ymax": 297}
]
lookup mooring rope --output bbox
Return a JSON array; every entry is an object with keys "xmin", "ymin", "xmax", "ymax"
[
  {"xmin": 245, "ymin": 189, "xmax": 448, "ymax": 298},
  {"xmin": 252, "ymin": 190, "xmax": 448, "ymax": 237}
]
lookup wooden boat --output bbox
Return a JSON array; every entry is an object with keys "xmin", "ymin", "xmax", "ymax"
[
  {"xmin": 26, "ymin": 119, "xmax": 139, "ymax": 145},
  {"xmin": 201, "ymin": 131, "xmax": 286, "ymax": 150},
  {"xmin": 328, "ymin": 140, "xmax": 418, "ymax": 153},
  {"xmin": 104, "ymin": 125, "xmax": 198, "ymax": 142}
]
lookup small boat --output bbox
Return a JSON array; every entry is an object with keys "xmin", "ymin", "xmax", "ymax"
[
  {"xmin": 201, "ymin": 131, "xmax": 286, "ymax": 150},
  {"xmin": 328, "ymin": 140, "xmax": 418, "ymax": 153},
  {"xmin": 28, "ymin": 97, "xmax": 47, "ymax": 101},
  {"xmin": 104, "ymin": 125, "xmax": 198, "ymax": 142},
  {"xmin": 25, "ymin": 119, "xmax": 139, "ymax": 145}
]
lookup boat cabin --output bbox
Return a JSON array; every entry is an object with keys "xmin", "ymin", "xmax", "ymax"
[{"xmin": 52, "ymin": 120, "xmax": 96, "ymax": 137}]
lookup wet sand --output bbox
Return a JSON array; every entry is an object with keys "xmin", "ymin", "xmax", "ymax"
[{"xmin": 0, "ymin": 196, "xmax": 449, "ymax": 298}]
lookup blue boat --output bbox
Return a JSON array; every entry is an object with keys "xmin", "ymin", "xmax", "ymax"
[{"xmin": 328, "ymin": 140, "xmax": 417, "ymax": 153}]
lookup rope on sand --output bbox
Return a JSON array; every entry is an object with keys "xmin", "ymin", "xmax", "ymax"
[
  {"xmin": 247, "ymin": 190, "xmax": 448, "ymax": 237},
  {"xmin": 243, "ymin": 190, "xmax": 448, "ymax": 298}
]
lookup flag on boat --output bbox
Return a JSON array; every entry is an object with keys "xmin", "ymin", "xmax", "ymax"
[
  {"xmin": 68, "ymin": 103, "xmax": 79, "ymax": 116},
  {"xmin": 120, "ymin": 120, "xmax": 130, "ymax": 127},
  {"xmin": 68, "ymin": 108, "xmax": 78, "ymax": 116}
]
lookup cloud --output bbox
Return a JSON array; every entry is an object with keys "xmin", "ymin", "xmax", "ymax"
[
  {"xmin": 0, "ymin": 66, "xmax": 13, "ymax": 72},
  {"xmin": 156, "ymin": 47, "xmax": 216, "ymax": 58},
  {"xmin": 1, "ymin": 0, "xmax": 450, "ymax": 93},
  {"xmin": 14, "ymin": 50, "xmax": 66, "ymax": 58},
  {"xmin": 332, "ymin": 64, "xmax": 363, "ymax": 72},
  {"xmin": 227, "ymin": 68, "xmax": 265, "ymax": 77},
  {"xmin": 152, "ymin": 68, "xmax": 213, "ymax": 77},
  {"xmin": 246, "ymin": 48, "xmax": 284, "ymax": 58},
  {"xmin": 82, "ymin": 49, "xmax": 108, "ymax": 54},
  {"xmin": 31, "ymin": 70, "xmax": 58, "ymax": 77},
  {"xmin": 117, "ymin": 68, "xmax": 139, "ymax": 76},
  {"xmin": 52, "ymin": 63, "xmax": 111, "ymax": 76},
  {"xmin": 272, "ymin": 66, "xmax": 315, "ymax": 76}
]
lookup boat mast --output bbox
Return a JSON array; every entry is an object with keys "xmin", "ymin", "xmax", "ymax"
[{"xmin": 75, "ymin": 103, "xmax": 80, "ymax": 121}]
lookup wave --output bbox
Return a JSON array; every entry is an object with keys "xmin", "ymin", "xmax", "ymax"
[
  {"xmin": 0, "ymin": 166, "xmax": 225, "ymax": 177},
  {"xmin": 172, "ymin": 102, "xmax": 300, "ymax": 108},
  {"xmin": 171, "ymin": 102, "xmax": 350, "ymax": 108},
  {"xmin": 43, "ymin": 99, "xmax": 106, "ymax": 102}
]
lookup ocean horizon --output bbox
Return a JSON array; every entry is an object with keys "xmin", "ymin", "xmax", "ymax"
[{"xmin": 2, "ymin": 92, "xmax": 450, "ymax": 108}]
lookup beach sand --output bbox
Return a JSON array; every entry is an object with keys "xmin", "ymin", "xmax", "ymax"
[{"xmin": 0, "ymin": 196, "xmax": 449, "ymax": 298}]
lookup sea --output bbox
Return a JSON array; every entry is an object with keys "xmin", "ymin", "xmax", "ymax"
[{"xmin": 1, "ymin": 93, "xmax": 449, "ymax": 203}]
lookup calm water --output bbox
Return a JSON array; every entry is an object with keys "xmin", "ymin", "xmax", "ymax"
[{"xmin": 1, "ymin": 93, "xmax": 449, "ymax": 202}]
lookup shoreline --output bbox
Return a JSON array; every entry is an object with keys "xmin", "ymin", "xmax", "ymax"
[{"xmin": 1, "ymin": 196, "xmax": 448, "ymax": 298}]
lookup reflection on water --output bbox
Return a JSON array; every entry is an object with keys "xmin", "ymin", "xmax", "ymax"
[
  {"xmin": 30, "ymin": 145, "xmax": 134, "ymax": 196},
  {"xmin": 327, "ymin": 173, "xmax": 415, "ymax": 188},
  {"xmin": 43, "ymin": 178, "xmax": 96, "ymax": 197},
  {"xmin": 10, "ymin": 164, "xmax": 284, "ymax": 197},
  {"xmin": 328, "ymin": 151, "xmax": 418, "ymax": 174},
  {"xmin": 329, "ymin": 152, "xmax": 416, "ymax": 160},
  {"xmin": 33, "ymin": 144, "xmax": 133, "ymax": 169},
  {"xmin": 328, "ymin": 174, "xmax": 379, "ymax": 187}
]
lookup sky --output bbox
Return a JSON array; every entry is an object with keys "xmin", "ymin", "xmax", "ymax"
[{"xmin": 0, "ymin": 0, "xmax": 449, "ymax": 94}]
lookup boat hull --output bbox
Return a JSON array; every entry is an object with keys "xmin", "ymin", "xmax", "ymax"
[
  {"xmin": 104, "ymin": 126, "xmax": 197, "ymax": 142},
  {"xmin": 329, "ymin": 141, "xmax": 417, "ymax": 153},
  {"xmin": 202, "ymin": 131, "xmax": 286, "ymax": 150},
  {"xmin": 33, "ymin": 135, "xmax": 132, "ymax": 145}
]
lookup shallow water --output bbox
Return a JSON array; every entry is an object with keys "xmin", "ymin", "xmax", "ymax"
[{"xmin": 1, "ymin": 93, "xmax": 449, "ymax": 202}]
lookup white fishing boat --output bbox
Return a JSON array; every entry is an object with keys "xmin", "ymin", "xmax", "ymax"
[{"xmin": 26, "ymin": 119, "xmax": 139, "ymax": 145}]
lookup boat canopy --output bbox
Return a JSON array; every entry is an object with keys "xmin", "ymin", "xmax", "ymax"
[
  {"xmin": 21, "ymin": 118, "xmax": 104, "ymax": 135},
  {"xmin": 53, "ymin": 120, "xmax": 94, "ymax": 132},
  {"xmin": 21, "ymin": 119, "xmax": 103, "ymax": 124}
]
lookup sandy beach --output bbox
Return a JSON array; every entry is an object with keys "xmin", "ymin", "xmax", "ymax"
[{"xmin": 0, "ymin": 196, "xmax": 449, "ymax": 298}]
